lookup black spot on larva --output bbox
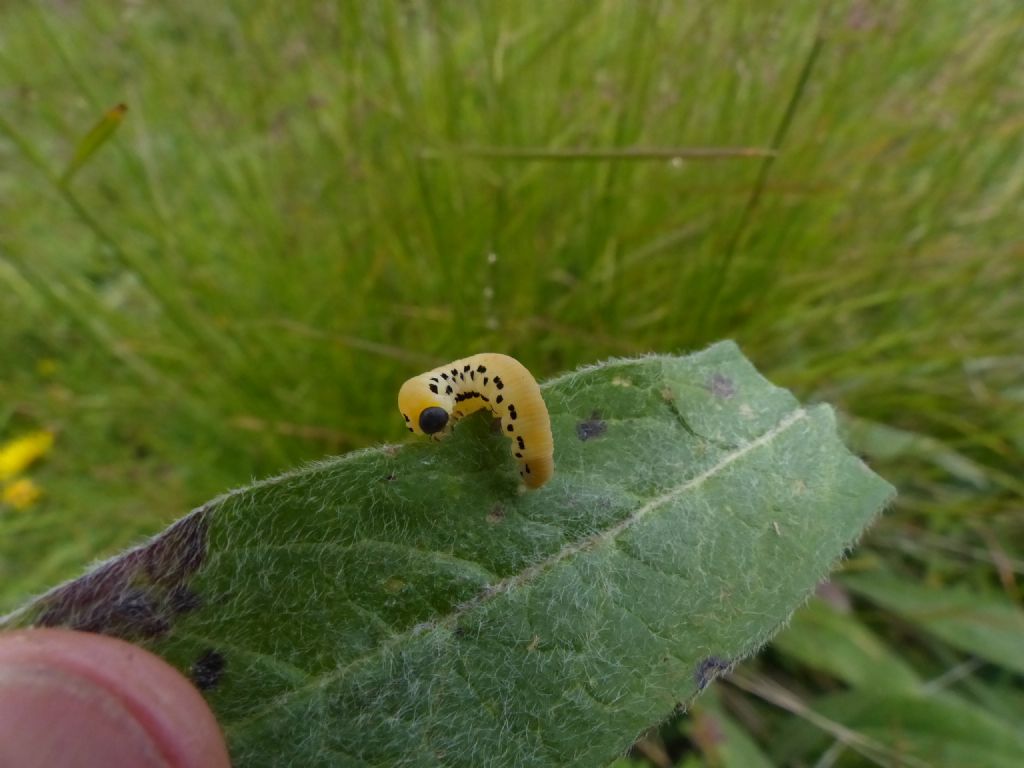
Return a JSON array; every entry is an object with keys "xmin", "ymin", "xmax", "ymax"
[
  {"xmin": 483, "ymin": 377, "xmax": 489, "ymax": 385},
  {"xmin": 441, "ymin": 372, "xmax": 449, "ymax": 380},
  {"xmin": 576, "ymin": 412, "xmax": 607, "ymax": 441},
  {"xmin": 470, "ymin": 370, "xmax": 475, "ymax": 381},
  {"xmin": 706, "ymin": 373, "xmax": 736, "ymax": 399},
  {"xmin": 403, "ymin": 414, "xmax": 410, "ymax": 422},
  {"xmin": 477, "ymin": 364, "xmax": 487, "ymax": 373},
  {"xmin": 506, "ymin": 424, "xmax": 514, "ymax": 432},
  {"xmin": 191, "ymin": 649, "xmax": 227, "ymax": 691},
  {"xmin": 463, "ymin": 364, "xmax": 471, "ymax": 372},
  {"xmin": 517, "ymin": 436, "xmax": 525, "ymax": 449},
  {"xmin": 515, "ymin": 452, "xmax": 522, "ymax": 458},
  {"xmin": 450, "ymin": 368, "xmax": 458, "ymax": 377},
  {"xmin": 428, "ymin": 383, "xmax": 438, "ymax": 394},
  {"xmin": 494, "ymin": 376, "xmax": 504, "ymax": 390},
  {"xmin": 524, "ymin": 464, "xmax": 531, "ymax": 474},
  {"xmin": 407, "ymin": 427, "xmax": 414, "ymax": 433},
  {"xmin": 445, "ymin": 385, "xmax": 453, "ymax": 395},
  {"xmin": 481, "ymin": 395, "xmax": 489, "ymax": 403},
  {"xmin": 694, "ymin": 656, "xmax": 731, "ymax": 691},
  {"xmin": 33, "ymin": 508, "xmax": 211, "ymax": 641},
  {"xmin": 430, "ymin": 376, "xmax": 438, "ymax": 383},
  {"xmin": 495, "ymin": 394, "xmax": 503, "ymax": 404}
]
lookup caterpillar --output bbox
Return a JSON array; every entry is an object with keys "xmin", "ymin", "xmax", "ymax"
[{"xmin": 398, "ymin": 353, "xmax": 554, "ymax": 489}]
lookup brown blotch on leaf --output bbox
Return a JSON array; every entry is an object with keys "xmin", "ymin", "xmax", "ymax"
[
  {"xmin": 33, "ymin": 507, "xmax": 211, "ymax": 642},
  {"xmin": 190, "ymin": 648, "xmax": 227, "ymax": 691},
  {"xmin": 576, "ymin": 411, "xmax": 607, "ymax": 441},
  {"xmin": 142, "ymin": 509, "xmax": 211, "ymax": 588},
  {"xmin": 72, "ymin": 587, "xmax": 170, "ymax": 640},
  {"xmin": 706, "ymin": 373, "xmax": 736, "ymax": 399}
]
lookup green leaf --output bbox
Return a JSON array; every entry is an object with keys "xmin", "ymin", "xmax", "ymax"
[
  {"xmin": 841, "ymin": 415, "xmax": 992, "ymax": 489},
  {"xmin": 772, "ymin": 596, "xmax": 921, "ymax": 691},
  {"xmin": 774, "ymin": 689, "xmax": 1024, "ymax": 768},
  {"xmin": 688, "ymin": 690, "xmax": 776, "ymax": 768},
  {"xmin": 843, "ymin": 571, "xmax": 1024, "ymax": 675},
  {"xmin": 1, "ymin": 342, "xmax": 892, "ymax": 767},
  {"xmin": 60, "ymin": 102, "xmax": 126, "ymax": 184}
]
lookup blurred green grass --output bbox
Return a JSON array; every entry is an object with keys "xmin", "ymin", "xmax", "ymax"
[{"xmin": 2, "ymin": 1, "xmax": 1022, "ymax": 765}]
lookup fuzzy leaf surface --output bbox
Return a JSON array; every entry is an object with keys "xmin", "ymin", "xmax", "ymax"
[{"xmin": 1, "ymin": 341, "xmax": 893, "ymax": 766}]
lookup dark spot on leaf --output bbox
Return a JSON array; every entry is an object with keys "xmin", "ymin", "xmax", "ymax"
[
  {"xmin": 75, "ymin": 587, "xmax": 170, "ymax": 639},
  {"xmin": 486, "ymin": 504, "xmax": 505, "ymax": 524},
  {"xmin": 576, "ymin": 412, "xmax": 607, "ymax": 441},
  {"xmin": 190, "ymin": 648, "xmax": 227, "ymax": 691},
  {"xmin": 694, "ymin": 656, "xmax": 731, "ymax": 691},
  {"xmin": 167, "ymin": 585, "xmax": 203, "ymax": 616},
  {"xmin": 706, "ymin": 373, "xmax": 736, "ymax": 399}
]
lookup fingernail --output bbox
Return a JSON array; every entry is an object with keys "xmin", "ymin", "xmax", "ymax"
[{"xmin": 0, "ymin": 662, "xmax": 165, "ymax": 768}]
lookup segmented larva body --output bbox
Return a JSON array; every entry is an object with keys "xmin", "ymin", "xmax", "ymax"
[{"xmin": 398, "ymin": 353, "xmax": 554, "ymax": 488}]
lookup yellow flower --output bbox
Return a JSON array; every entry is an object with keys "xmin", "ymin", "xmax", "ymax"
[
  {"xmin": 2, "ymin": 478, "xmax": 43, "ymax": 509},
  {"xmin": 0, "ymin": 430, "xmax": 54, "ymax": 480}
]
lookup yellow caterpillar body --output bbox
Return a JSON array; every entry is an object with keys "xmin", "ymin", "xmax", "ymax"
[{"xmin": 398, "ymin": 353, "xmax": 554, "ymax": 488}]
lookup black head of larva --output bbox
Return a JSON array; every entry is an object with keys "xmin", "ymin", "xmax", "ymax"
[{"xmin": 419, "ymin": 406, "xmax": 450, "ymax": 435}]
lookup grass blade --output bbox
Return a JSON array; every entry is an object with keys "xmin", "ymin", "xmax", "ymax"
[{"xmin": 60, "ymin": 102, "xmax": 127, "ymax": 184}]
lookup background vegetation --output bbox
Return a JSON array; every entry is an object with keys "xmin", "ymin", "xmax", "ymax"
[{"xmin": 2, "ymin": 1, "xmax": 1022, "ymax": 765}]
